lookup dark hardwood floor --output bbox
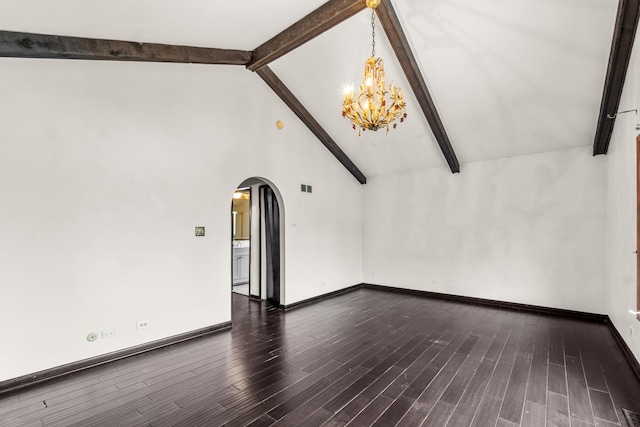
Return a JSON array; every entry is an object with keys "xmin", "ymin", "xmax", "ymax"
[{"xmin": 1, "ymin": 288, "xmax": 640, "ymax": 426}]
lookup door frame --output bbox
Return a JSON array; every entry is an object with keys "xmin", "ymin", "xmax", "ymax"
[
  {"xmin": 231, "ymin": 177, "xmax": 285, "ymax": 307},
  {"xmin": 636, "ymin": 134, "xmax": 640, "ymax": 319}
]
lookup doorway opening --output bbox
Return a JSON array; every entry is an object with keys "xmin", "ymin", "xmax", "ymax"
[
  {"xmin": 231, "ymin": 177, "xmax": 284, "ymax": 308},
  {"xmin": 231, "ymin": 188, "xmax": 250, "ymax": 296}
]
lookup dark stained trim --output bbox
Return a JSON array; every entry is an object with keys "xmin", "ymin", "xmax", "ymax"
[
  {"xmin": 0, "ymin": 322, "xmax": 232, "ymax": 396},
  {"xmin": 283, "ymin": 281, "xmax": 610, "ymax": 322},
  {"xmin": 593, "ymin": 0, "xmax": 640, "ymax": 155},
  {"xmin": 606, "ymin": 318, "xmax": 640, "ymax": 383},
  {"xmin": 280, "ymin": 284, "xmax": 362, "ymax": 311},
  {"xmin": 362, "ymin": 284, "xmax": 608, "ymax": 322},
  {"xmin": 0, "ymin": 30, "xmax": 251, "ymax": 65},
  {"xmin": 247, "ymin": 0, "xmax": 366, "ymax": 72},
  {"xmin": 256, "ymin": 66, "xmax": 367, "ymax": 184},
  {"xmin": 375, "ymin": 1, "xmax": 460, "ymax": 174}
]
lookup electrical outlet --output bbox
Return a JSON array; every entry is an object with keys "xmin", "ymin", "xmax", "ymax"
[
  {"xmin": 101, "ymin": 330, "xmax": 116, "ymax": 339},
  {"xmin": 137, "ymin": 320, "xmax": 150, "ymax": 330}
]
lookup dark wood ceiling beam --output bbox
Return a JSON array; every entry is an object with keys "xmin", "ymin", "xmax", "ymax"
[
  {"xmin": 0, "ymin": 30, "xmax": 251, "ymax": 65},
  {"xmin": 593, "ymin": 0, "xmax": 640, "ymax": 155},
  {"xmin": 247, "ymin": 0, "xmax": 365, "ymax": 72},
  {"xmin": 257, "ymin": 66, "xmax": 367, "ymax": 184},
  {"xmin": 375, "ymin": 1, "xmax": 460, "ymax": 173}
]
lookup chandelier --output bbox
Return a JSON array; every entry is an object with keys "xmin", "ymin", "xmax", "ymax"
[{"xmin": 342, "ymin": 0, "xmax": 407, "ymax": 135}]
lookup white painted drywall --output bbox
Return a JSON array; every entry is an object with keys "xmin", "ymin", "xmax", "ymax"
[
  {"xmin": 363, "ymin": 147, "xmax": 607, "ymax": 314},
  {"xmin": 605, "ymin": 27, "xmax": 640, "ymax": 363},
  {"xmin": 0, "ymin": 58, "xmax": 363, "ymax": 382}
]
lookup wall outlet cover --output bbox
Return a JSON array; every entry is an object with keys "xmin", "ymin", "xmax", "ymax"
[{"xmin": 137, "ymin": 320, "xmax": 150, "ymax": 329}]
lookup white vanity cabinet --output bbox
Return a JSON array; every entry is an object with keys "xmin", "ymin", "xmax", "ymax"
[{"xmin": 232, "ymin": 246, "xmax": 250, "ymax": 285}]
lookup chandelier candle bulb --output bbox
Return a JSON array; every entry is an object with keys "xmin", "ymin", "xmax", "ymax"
[{"xmin": 342, "ymin": 0, "xmax": 407, "ymax": 135}]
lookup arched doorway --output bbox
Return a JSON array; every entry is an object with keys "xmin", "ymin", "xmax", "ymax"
[{"xmin": 231, "ymin": 177, "xmax": 284, "ymax": 307}]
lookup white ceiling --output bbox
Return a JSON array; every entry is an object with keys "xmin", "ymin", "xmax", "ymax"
[
  {"xmin": 0, "ymin": 0, "xmax": 327, "ymax": 49},
  {"xmin": 0, "ymin": 0, "xmax": 620, "ymax": 178}
]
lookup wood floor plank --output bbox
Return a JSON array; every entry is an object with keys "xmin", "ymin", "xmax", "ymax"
[
  {"xmin": 548, "ymin": 362, "xmax": 568, "ymax": 396},
  {"xmin": 441, "ymin": 335, "xmax": 492, "ymax": 406},
  {"xmin": 371, "ymin": 331, "xmax": 454, "ymax": 426},
  {"xmin": 548, "ymin": 327, "xmax": 565, "ymax": 366},
  {"xmin": 324, "ymin": 394, "xmax": 371, "ymax": 426},
  {"xmin": 372, "ymin": 395, "xmax": 414, "ymax": 427},
  {"xmin": 561, "ymin": 320, "xmax": 581, "ymax": 358},
  {"xmin": 347, "ymin": 393, "xmax": 395, "ymax": 426},
  {"xmin": 570, "ymin": 418, "xmax": 596, "ymax": 427},
  {"xmin": 471, "ymin": 395, "xmax": 503, "ymax": 427},
  {"xmin": 547, "ymin": 391, "xmax": 570, "ymax": 427},
  {"xmin": 521, "ymin": 400, "xmax": 546, "ymax": 427},
  {"xmin": 322, "ymin": 371, "xmax": 377, "ymax": 415},
  {"xmin": 579, "ymin": 340, "xmax": 609, "ymax": 392},
  {"xmin": 498, "ymin": 338, "xmax": 534, "ymax": 424},
  {"xmin": 270, "ymin": 366, "xmax": 369, "ymax": 426},
  {"xmin": 397, "ymin": 351, "xmax": 467, "ymax": 425},
  {"xmin": 246, "ymin": 413, "xmax": 277, "ymax": 427},
  {"xmin": 497, "ymin": 418, "xmax": 520, "ymax": 427},
  {"xmin": 484, "ymin": 342, "xmax": 518, "ymax": 400},
  {"xmin": 221, "ymin": 359, "xmax": 345, "ymax": 427},
  {"xmin": 483, "ymin": 328, "xmax": 511, "ymax": 364},
  {"xmin": 2, "ymin": 290, "xmax": 639, "ymax": 427},
  {"xmin": 593, "ymin": 418, "xmax": 621, "ymax": 427},
  {"xmin": 588, "ymin": 388, "xmax": 619, "ymax": 424},
  {"xmin": 525, "ymin": 332, "xmax": 549, "ymax": 405},
  {"xmin": 601, "ymin": 365, "xmax": 640, "ymax": 412},
  {"xmin": 566, "ymin": 355, "xmax": 596, "ymax": 424},
  {"xmin": 445, "ymin": 360, "xmax": 496, "ymax": 426},
  {"xmin": 421, "ymin": 400, "xmax": 456, "ymax": 426}
]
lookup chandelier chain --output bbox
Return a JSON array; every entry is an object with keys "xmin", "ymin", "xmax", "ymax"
[{"xmin": 371, "ymin": 8, "xmax": 376, "ymax": 57}]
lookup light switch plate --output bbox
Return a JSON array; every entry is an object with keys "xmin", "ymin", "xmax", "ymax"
[{"xmin": 195, "ymin": 226, "xmax": 205, "ymax": 236}]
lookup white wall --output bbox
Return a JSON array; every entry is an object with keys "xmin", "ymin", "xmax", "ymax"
[
  {"xmin": 0, "ymin": 58, "xmax": 363, "ymax": 382},
  {"xmin": 363, "ymin": 147, "xmax": 607, "ymax": 314},
  {"xmin": 606, "ymin": 27, "xmax": 640, "ymax": 362}
]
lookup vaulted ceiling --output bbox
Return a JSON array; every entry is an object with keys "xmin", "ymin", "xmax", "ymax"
[{"xmin": 0, "ymin": 0, "xmax": 636, "ymax": 183}]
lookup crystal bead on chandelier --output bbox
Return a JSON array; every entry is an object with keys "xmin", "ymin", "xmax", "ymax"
[{"xmin": 342, "ymin": 0, "xmax": 407, "ymax": 135}]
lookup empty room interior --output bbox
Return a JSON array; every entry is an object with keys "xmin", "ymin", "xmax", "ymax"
[{"xmin": 2, "ymin": 0, "xmax": 640, "ymax": 426}]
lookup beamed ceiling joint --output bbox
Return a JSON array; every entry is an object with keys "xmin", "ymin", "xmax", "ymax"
[
  {"xmin": 593, "ymin": 0, "xmax": 640, "ymax": 155},
  {"xmin": 0, "ymin": 0, "xmax": 468, "ymax": 179}
]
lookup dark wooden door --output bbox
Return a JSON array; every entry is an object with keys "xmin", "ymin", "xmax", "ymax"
[{"xmin": 263, "ymin": 186, "xmax": 281, "ymax": 306}]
